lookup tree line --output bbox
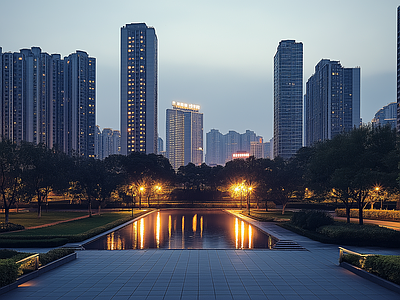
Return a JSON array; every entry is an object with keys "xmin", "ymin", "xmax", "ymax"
[{"xmin": 0, "ymin": 125, "xmax": 398, "ymax": 225}]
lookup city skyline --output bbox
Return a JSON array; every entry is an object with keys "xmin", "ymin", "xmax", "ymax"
[{"xmin": 0, "ymin": 1, "xmax": 398, "ymax": 144}]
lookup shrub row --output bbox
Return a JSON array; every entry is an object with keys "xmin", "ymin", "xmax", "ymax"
[
  {"xmin": 0, "ymin": 259, "xmax": 19, "ymax": 287},
  {"xmin": 318, "ymin": 223, "xmax": 400, "ymax": 247},
  {"xmin": 281, "ymin": 222, "xmax": 400, "ymax": 248},
  {"xmin": 0, "ymin": 248, "xmax": 75, "ymax": 287},
  {"xmin": 335, "ymin": 208, "xmax": 400, "ymax": 220},
  {"xmin": 0, "ymin": 222, "xmax": 24, "ymax": 233},
  {"xmin": 39, "ymin": 248, "xmax": 74, "ymax": 266},
  {"xmin": 343, "ymin": 254, "xmax": 400, "ymax": 285},
  {"xmin": 0, "ymin": 214, "xmax": 138, "ymax": 248},
  {"xmin": 290, "ymin": 210, "xmax": 334, "ymax": 230}
]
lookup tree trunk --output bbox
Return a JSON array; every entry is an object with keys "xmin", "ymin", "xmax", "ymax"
[
  {"xmin": 358, "ymin": 205, "xmax": 363, "ymax": 225},
  {"xmin": 4, "ymin": 204, "xmax": 9, "ymax": 223},
  {"xmin": 37, "ymin": 193, "xmax": 42, "ymax": 218},
  {"xmin": 345, "ymin": 205, "xmax": 351, "ymax": 223},
  {"xmin": 282, "ymin": 203, "xmax": 287, "ymax": 215},
  {"xmin": 88, "ymin": 198, "xmax": 92, "ymax": 217}
]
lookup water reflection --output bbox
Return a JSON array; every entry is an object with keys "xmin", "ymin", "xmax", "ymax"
[{"xmin": 84, "ymin": 210, "xmax": 277, "ymax": 250}]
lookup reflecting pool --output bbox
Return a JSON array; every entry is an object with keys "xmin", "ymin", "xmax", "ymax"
[{"xmin": 84, "ymin": 210, "xmax": 277, "ymax": 250}]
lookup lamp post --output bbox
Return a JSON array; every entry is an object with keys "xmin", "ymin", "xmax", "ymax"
[
  {"xmin": 247, "ymin": 186, "xmax": 253, "ymax": 214},
  {"xmin": 139, "ymin": 186, "xmax": 144, "ymax": 210},
  {"xmin": 155, "ymin": 185, "xmax": 162, "ymax": 208}
]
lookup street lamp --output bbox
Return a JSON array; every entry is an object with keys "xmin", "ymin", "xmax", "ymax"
[
  {"xmin": 139, "ymin": 186, "xmax": 145, "ymax": 210},
  {"xmin": 155, "ymin": 185, "xmax": 162, "ymax": 208},
  {"xmin": 247, "ymin": 186, "xmax": 253, "ymax": 214}
]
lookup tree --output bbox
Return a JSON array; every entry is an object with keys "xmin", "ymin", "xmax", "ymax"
[
  {"xmin": 19, "ymin": 142, "xmax": 57, "ymax": 218},
  {"xmin": 307, "ymin": 125, "xmax": 399, "ymax": 224},
  {"xmin": 0, "ymin": 141, "xmax": 26, "ymax": 223}
]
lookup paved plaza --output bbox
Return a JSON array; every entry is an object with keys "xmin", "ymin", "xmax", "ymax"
[{"xmin": 2, "ymin": 214, "xmax": 400, "ymax": 300}]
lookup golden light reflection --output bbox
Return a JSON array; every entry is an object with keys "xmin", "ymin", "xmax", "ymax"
[
  {"xmin": 133, "ymin": 221, "xmax": 138, "ymax": 249},
  {"xmin": 235, "ymin": 218, "xmax": 239, "ymax": 248},
  {"xmin": 168, "ymin": 215, "xmax": 172, "ymax": 238},
  {"xmin": 241, "ymin": 221, "xmax": 244, "ymax": 249},
  {"xmin": 156, "ymin": 212, "xmax": 160, "ymax": 248},
  {"xmin": 140, "ymin": 218, "xmax": 144, "ymax": 249},
  {"xmin": 192, "ymin": 214, "xmax": 197, "ymax": 233},
  {"xmin": 200, "ymin": 216, "xmax": 203, "ymax": 238},
  {"xmin": 182, "ymin": 216, "xmax": 185, "ymax": 248},
  {"xmin": 249, "ymin": 224, "xmax": 252, "ymax": 249}
]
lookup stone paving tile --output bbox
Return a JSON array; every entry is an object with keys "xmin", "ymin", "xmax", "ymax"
[{"xmin": 3, "ymin": 220, "xmax": 400, "ymax": 300}]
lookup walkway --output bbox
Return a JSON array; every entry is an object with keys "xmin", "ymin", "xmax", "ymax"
[{"xmin": 2, "ymin": 212, "xmax": 400, "ymax": 300}]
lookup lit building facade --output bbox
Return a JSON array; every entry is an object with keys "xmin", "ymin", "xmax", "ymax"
[
  {"xmin": 372, "ymin": 102, "xmax": 396, "ymax": 129},
  {"xmin": 305, "ymin": 59, "xmax": 360, "ymax": 146},
  {"xmin": 166, "ymin": 101, "xmax": 203, "ymax": 170},
  {"xmin": 205, "ymin": 129, "xmax": 263, "ymax": 165},
  {"xmin": 0, "ymin": 47, "xmax": 95, "ymax": 157},
  {"xmin": 121, "ymin": 23, "xmax": 158, "ymax": 155},
  {"xmin": 273, "ymin": 40, "xmax": 303, "ymax": 159},
  {"xmin": 397, "ymin": 6, "xmax": 400, "ymax": 132}
]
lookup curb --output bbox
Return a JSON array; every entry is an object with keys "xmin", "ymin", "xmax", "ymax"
[
  {"xmin": 340, "ymin": 262, "xmax": 400, "ymax": 294},
  {"xmin": 0, "ymin": 252, "xmax": 77, "ymax": 295}
]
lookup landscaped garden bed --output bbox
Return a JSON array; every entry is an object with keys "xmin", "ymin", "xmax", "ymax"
[
  {"xmin": 0, "ymin": 248, "xmax": 74, "ymax": 287},
  {"xmin": 336, "ymin": 208, "xmax": 400, "ymax": 221},
  {"xmin": 0, "ymin": 211, "xmax": 147, "ymax": 248},
  {"xmin": 341, "ymin": 252, "xmax": 400, "ymax": 286},
  {"xmin": 280, "ymin": 210, "xmax": 400, "ymax": 248}
]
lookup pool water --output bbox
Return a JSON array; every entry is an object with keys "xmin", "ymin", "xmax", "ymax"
[{"xmin": 84, "ymin": 210, "xmax": 277, "ymax": 250}]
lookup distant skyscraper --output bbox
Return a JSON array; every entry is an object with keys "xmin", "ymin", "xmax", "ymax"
[
  {"xmin": 273, "ymin": 40, "xmax": 303, "ymax": 159},
  {"xmin": 166, "ymin": 101, "xmax": 203, "ymax": 170},
  {"xmin": 205, "ymin": 129, "xmax": 224, "ymax": 166},
  {"xmin": 372, "ymin": 102, "xmax": 396, "ymax": 129},
  {"xmin": 0, "ymin": 47, "xmax": 95, "ymax": 157},
  {"xmin": 121, "ymin": 23, "xmax": 158, "ymax": 155},
  {"xmin": 157, "ymin": 136, "xmax": 164, "ymax": 154},
  {"xmin": 205, "ymin": 129, "xmax": 263, "ymax": 165},
  {"xmin": 305, "ymin": 59, "xmax": 360, "ymax": 146},
  {"xmin": 94, "ymin": 127, "xmax": 121, "ymax": 159},
  {"xmin": 397, "ymin": 6, "xmax": 400, "ymax": 132}
]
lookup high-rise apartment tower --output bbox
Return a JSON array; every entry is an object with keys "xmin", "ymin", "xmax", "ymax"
[
  {"xmin": 0, "ymin": 47, "xmax": 95, "ymax": 157},
  {"xmin": 166, "ymin": 101, "xmax": 203, "ymax": 170},
  {"xmin": 121, "ymin": 23, "xmax": 158, "ymax": 155},
  {"xmin": 305, "ymin": 59, "xmax": 360, "ymax": 146},
  {"xmin": 273, "ymin": 40, "xmax": 303, "ymax": 159}
]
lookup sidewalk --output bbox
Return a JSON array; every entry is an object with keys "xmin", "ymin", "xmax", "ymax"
[{"xmin": 2, "ymin": 213, "xmax": 400, "ymax": 300}]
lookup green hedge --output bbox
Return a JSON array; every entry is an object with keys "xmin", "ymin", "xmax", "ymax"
[
  {"xmin": 0, "ymin": 238, "xmax": 69, "ymax": 249},
  {"xmin": 0, "ymin": 214, "xmax": 138, "ymax": 248},
  {"xmin": 39, "ymin": 248, "xmax": 74, "ymax": 266},
  {"xmin": 0, "ymin": 248, "xmax": 75, "ymax": 287},
  {"xmin": 0, "ymin": 259, "xmax": 19, "ymax": 287},
  {"xmin": 335, "ymin": 208, "xmax": 400, "ymax": 220},
  {"xmin": 280, "ymin": 222, "xmax": 400, "ymax": 247},
  {"xmin": 290, "ymin": 210, "xmax": 334, "ymax": 230},
  {"xmin": 317, "ymin": 223, "xmax": 400, "ymax": 247},
  {"xmin": 343, "ymin": 254, "xmax": 400, "ymax": 285},
  {"xmin": 0, "ymin": 223, "xmax": 24, "ymax": 233}
]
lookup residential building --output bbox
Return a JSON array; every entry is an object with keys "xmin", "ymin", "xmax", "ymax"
[
  {"xmin": 305, "ymin": 59, "xmax": 360, "ymax": 146},
  {"xmin": 205, "ymin": 129, "xmax": 264, "ymax": 165},
  {"xmin": 372, "ymin": 102, "xmax": 396, "ymax": 129},
  {"xmin": 166, "ymin": 101, "xmax": 203, "ymax": 170},
  {"xmin": 94, "ymin": 127, "xmax": 121, "ymax": 159},
  {"xmin": 397, "ymin": 6, "xmax": 400, "ymax": 132},
  {"xmin": 273, "ymin": 40, "xmax": 303, "ymax": 159},
  {"xmin": 121, "ymin": 23, "xmax": 158, "ymax": 155},
  {"xmin": 0, "ymin": 47, "xmax": 95, "ymax": 157},
  {"xmin": 250, "ymin": 138, "xmax": 264, "ymax": 159},
  {"xmin": 157, "ymin": 136, "xmax": 163, "ymax": 154}
]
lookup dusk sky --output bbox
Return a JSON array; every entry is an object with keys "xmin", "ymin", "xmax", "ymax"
[{"xmin": 1, "ymin": 0, "xmax": 398, "ymax": 144}]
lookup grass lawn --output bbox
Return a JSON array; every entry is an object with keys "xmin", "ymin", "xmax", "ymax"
[
  {"xmin": 1, "ymin": 211, "xmax": 143, "ymax": 237},
  {"xmin": 242, "ymin": 210, "xmax": 293, "ymax": 221},
  {"xmin": 2, "ymin": 211, "xmax": 89, "ymax": 228}
]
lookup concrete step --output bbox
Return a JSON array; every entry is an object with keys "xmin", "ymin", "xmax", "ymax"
[{"xmin": 273, "ymin": 240, "xmax": 307, "ymax": 251}]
